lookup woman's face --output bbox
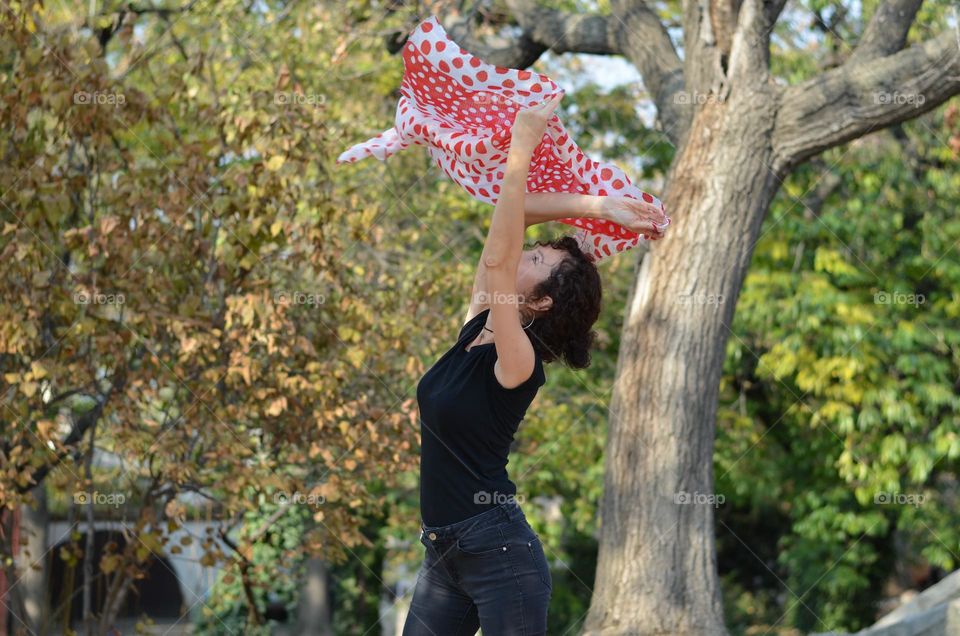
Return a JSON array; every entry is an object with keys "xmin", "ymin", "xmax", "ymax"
[{"xmin": 516, "ymin": 245, "xmax": 565, "ymax": 309}]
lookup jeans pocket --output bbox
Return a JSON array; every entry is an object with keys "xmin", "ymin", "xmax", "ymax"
[
  {"xmin": 525, "ymin": 535, "xmax": 552, "ymax": 590},
  {"xmin": 455, "ymin": 523, "xmax": 508, "ymax": 557}
]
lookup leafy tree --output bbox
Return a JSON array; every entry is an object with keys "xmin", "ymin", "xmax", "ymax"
[
  {"xmin": 717, "ymin": 104, "xmax": 960, "ymax": 633},
  {"xmin": 0, "ymin": 1, "xmax": 420, "ymax": 630}
]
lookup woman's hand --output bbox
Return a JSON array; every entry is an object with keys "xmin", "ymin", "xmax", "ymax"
[
  {"xmin": 601, "ymin": 196, "xmax": 670, "ymax": 240},
  {"xmin": 511, "ymin": 93, "xmax": 564, "ymax": 152}
]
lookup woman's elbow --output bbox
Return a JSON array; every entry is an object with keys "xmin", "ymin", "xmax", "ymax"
[
  {"xmin": 483, "ymin": 253, "xmax": 505, "ymax": 268},
  {"xmin": 483, "ymin": 252, "xmax": 521, "ymax": 271},
  {"xmin": 482, "ymin": 239, "xmax": 523, "ymax": 266}
]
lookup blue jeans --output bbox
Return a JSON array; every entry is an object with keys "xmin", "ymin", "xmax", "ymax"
[{"xmin": 402, "ymin": 501, "xmax": 552, "ymax": 635}]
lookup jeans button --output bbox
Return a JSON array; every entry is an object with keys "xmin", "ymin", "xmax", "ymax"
[{"xmin": 428, "ymin": 532, "xmax": 437, "ymax": 540}]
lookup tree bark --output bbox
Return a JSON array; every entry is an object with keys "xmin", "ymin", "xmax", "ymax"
[
  {"xmin": 848, "ymin": 0, "xmax": 924, "ymax": 64},
  {"xmin": 583, "ymin": 86, "xmax": 782, "ymax": 635}
]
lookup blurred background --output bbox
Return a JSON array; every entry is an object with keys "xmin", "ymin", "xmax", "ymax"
[{"xmin": 1, "ymin": 1, "xmax": 959, "ymax": 634}]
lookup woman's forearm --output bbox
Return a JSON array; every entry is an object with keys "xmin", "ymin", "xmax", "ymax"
[
  {"xmin": 523, "ymin": 193, "xmax": 604, "ymax": 228},
  {"xmin": 482, "ymin": 142, "xmax": 536, "ymax": 267}
]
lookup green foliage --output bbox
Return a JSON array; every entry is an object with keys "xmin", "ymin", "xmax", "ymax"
[
  {"xmin": 718, "ymin": 103, "xmax": 960, "ymax": 633},
  {"xmin": 195, "ymin": 496, "xmax": 311, "ymax": 635}
]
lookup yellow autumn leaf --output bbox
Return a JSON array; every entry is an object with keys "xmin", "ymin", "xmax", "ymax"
[
  {"xmin": 139, "ymin": 532, "xmax": 165, "ymax": 553},
  {"xmin": 346, "ymin": 347, "xmax": 365, "ymax": 368},
  {"xmin": 100, "ymin": 554, "xmax": 122, "ymax": 574},
  {"xmin": 36, "ymin": 419, "xmax": 55, "ymax": 439},
  {"xmin": 31, "ymin": 362, "xmax": 48, "ymax": 380},
  {"xmin": 266, "ymin": 396, "xmax": 287, "ymax": 416},
  {"xmin": 99, "ymin": 215, "xmax": 121, "ymax": 235},
  {"xmin": 265, "ymin": 155, "xmax": 286, "ymax": 171}
]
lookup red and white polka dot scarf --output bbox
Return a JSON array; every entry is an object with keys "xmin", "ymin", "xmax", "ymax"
[{"xmin": 336, "ymin": 15, "xmax": 669, "ymax": 262}]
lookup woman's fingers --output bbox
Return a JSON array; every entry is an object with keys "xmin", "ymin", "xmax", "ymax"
[
  {"xmin": 525, "ymin": 93, "xmax": 563, "ymax": 118},
  {"xmin": 633, "ymin": 220, "xmax": 661, "ymax": 233},
  {"xmin": 513, "ymin": 94, "xmax": 563, "ymax": 144},
  {"xmin": 534, "ymin": 93, "xmax": 562, "ymax": 111},
  {"xmin": 625, "ymin": 198, "xmax": 669, "ymax": 225},
  {"xmin": 626, "ymin": 196, "xmax": 669, "ymax": 240},
  {"xmin": 600, "ymin": 195, "xmax": 670, "ymax": 237}
]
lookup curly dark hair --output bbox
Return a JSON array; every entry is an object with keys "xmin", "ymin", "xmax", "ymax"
[{"xmin": 521, "ymin": 235, "xmax": 602, "ymax": 369}]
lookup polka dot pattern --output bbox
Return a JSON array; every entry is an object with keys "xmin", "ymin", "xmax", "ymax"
[{"xmin": 335, "ymin": 15, "xmax": 670, "ymax": 261}]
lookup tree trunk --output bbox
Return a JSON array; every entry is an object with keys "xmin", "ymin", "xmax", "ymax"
[
  {"xmin": 583, "ymin": 89, "xmax": 782, "ymax": 635},
  {"xmin": 82, "ymin": 419, "xmax": 97, "ymax": 636},
  {"xmin": 295, "ymin": 557, "xmax": 334, "ymax": 636},
  {"xmin": 10, "ymin": 486, "xmax": 50, "ymax": 636}
]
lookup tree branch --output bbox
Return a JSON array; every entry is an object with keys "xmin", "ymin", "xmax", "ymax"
[
  {"xmin": 436, "ymin": 0, "xmax": 620, "ymax": 70},
  {"xmin": 436, "ymin": 2, "xmax": 689, "ymax": 147},
  {"xmin": 709, "ymin": 0, "xmax": 742, "ymax": 62},
  {"xmin": 16, "ymin": 399, "xmax": 104, "ymax": 495},
  {"xmin": 772, "ymin": 29, "xmax": 960, "ymax": 174},
  {"xmin": 124, "ymin": 0, "xmax": 200, "ymax": 18},
  {"xmin": 504, "ymin": 0, "xmax": 620, "ymax": 55},
  {"xmin": 611, "ymin": 0, "xmax": 689, "ymax": 147},
  {"xmin": 438, "ymin": 16, "xmax": 542, "ymax": 68},
  {"xmin": 727, "ymin": 0, "xmax": 787, "ymax": 81},
  {"xmin": 680, "ymin": 0, "xmax": 716, "ymax": 105},
  {"xmin": 848, "ymin": 0, "xmax": 924, "ymax": 65}
]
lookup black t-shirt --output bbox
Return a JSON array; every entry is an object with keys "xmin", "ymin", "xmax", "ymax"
[{"xmin": 416, "ymin": 308, "xmax": 547, "ymax": 526}]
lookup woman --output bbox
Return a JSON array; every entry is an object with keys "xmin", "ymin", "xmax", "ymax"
[{"xmin": 403, "ymin": 95, "xmax": 668, "ymax": 636}]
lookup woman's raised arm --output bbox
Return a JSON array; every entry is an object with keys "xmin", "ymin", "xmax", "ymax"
[
  {"xmin": 480, "ymin": 96, "xmax": 563, "ymax": 389},
  {"xmin": 523, "ymin": 192, "xmax": 668, "ymax": 239}
]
